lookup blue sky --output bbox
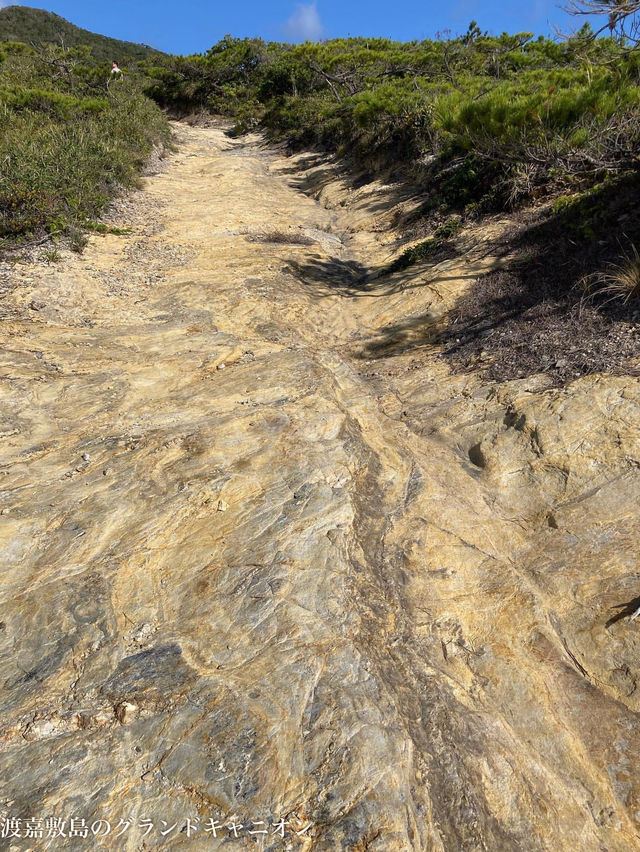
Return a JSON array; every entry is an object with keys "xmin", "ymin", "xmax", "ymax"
[{"xmin": 1, "ymin": 1, "xmax": 601, "ymax": 54}]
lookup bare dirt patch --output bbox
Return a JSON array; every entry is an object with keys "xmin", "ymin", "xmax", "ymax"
[
  {"xmin": 440, "ymin": 191, "xmax": 640, "ymax": 385},
  {"xmin": 245, "ymin": 229, "xmax": 317, "ymax": 246}
]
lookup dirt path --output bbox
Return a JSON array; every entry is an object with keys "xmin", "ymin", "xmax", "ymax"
[{"xmin": 1, "ymin": 123, "xmax": 640, "ymax": 850}]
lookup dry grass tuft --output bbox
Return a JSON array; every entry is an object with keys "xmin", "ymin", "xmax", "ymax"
[{"xmin": 579, "ymin": 245, "xmax": 640, "ymax": 307}]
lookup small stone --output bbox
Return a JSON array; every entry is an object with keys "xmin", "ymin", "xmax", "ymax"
[
  {"xmin": 81, "ymin": 453, "xmax": 91, "ymax": 462},
  {"xmin": 217, "ymin": 362, "xmax": 226, "ymax": 370},
  {"xmin": 23, "ymin": 719, "xmax": 59, "ymax": 741},
  {"xmin": 103, "ymin": 468, "xmax": 111, "ymax": 476},
  {"xmin": 217, "ymin": 499, "xmax": 229, "ymax": 512},
  {"xmin": 132, "ymin": 622, "xmax": 155, "ymax": 643},
  {"xmin": 91, "ymin": 710, "xmax": 114, "ymax": 728},
  {"xmin": 71, "ymin": 713, "xmax": 86, "ymax": 730},
  {"xmin": 115, "ymin": 701, "xmax": 139, "ymax": 724}
]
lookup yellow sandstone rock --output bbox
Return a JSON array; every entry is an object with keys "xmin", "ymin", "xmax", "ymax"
[{"xmin": 0, "ymin": 123, "xmax": 638, "ymax": 850}]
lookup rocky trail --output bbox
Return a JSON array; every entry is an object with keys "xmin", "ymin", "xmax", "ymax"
[{"xmin": 1, "ymin": 123, "xmax": 640, "ymax": 851}]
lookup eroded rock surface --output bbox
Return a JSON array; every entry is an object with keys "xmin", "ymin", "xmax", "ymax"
[{"xmin": 1, "ymin": 124, "xmax": 639, "ymax": 850}]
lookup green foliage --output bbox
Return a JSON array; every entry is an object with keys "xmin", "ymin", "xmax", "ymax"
[
  {"xmin": 0, "ymin": 41, "xmax": 170, "ymax": 241},
  {"xmin": 1, "ymin": 87, "xmax": 109, "ymax": 117},
  {"xmin": 549, "ymin": 178, "xmax": 624, "ymax": 240},
  {"xmin": 438, "ymin": 67, "xmax": 640, "ymax": 154},
  {"xmin": 84, "ymin": 221, "xmax": 131, "ymax": 235},
  {"xmin": 389, "ymin": 217, "xmax": 462, "ymax": 271}
]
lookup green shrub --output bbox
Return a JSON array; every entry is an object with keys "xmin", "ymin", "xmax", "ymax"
[
  {"xmin": 389, "ymin": 216, "xmax": 462, "ymax": 271},
  {"xmin": 143, "ymin": 30, "xmax": 640, "ymax": 211}
]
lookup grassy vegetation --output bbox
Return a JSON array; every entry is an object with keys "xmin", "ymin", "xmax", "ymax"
[
  {"xmin": 142, "ymin": 24, "xmax": 640, "ymax": 215},
  {"xmin": 0, "ymin": 40, "xmax": 170, "ymax": 245}
]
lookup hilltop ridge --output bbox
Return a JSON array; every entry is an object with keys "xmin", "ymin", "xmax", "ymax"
[{"xmin": 0, "ymin": 5, "xmax": 165, "ymax": 62}]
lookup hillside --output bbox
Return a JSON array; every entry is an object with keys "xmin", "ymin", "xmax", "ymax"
[
  {"xmin": 1, "ymin": 3, "xmax": 640, "ymax": 848},
  {"xmin": 0, "ymin": 5, "xmax": 164, "ymax": 62}
]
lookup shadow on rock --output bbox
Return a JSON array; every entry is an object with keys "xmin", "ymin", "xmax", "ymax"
[
  {"xmin": 606, "ymin": 597, "xmax": 640, "ymax": 629},
  {"xmin": 284, "ymin": 245, "xmax": 467, "ymax": 300},
  {"xmin": 284, "ymin": 257, "xmax": 371, "ymax": 294},
  {"xmin": 354, "ymin": 312, "xmax": 441, "ymax": 360}
]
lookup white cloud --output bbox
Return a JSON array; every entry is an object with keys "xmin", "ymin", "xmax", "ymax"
[{"xmin": 285, "ymin": 2, "xmax": 324, "ymax": 42}]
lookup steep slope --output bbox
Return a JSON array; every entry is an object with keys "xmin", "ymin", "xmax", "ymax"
[
  {"xmin": 0, "ymin": 124, "xmax": 639, "ymax": 850},
  {"xmin": 0, "ymin": 5, "xmax": 164, "ymax": 62}
]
